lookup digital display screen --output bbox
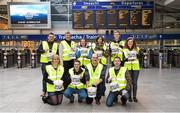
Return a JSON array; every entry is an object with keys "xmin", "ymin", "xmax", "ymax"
[
  {"xmin": 119, "ymin": 10, "xmax": 129, "ymax": 28},
  {"xmin": 72, "ymin": 1, "xmax": 154, "ymax": 29},
  {"xmin": 8, "ymin": 2, "xmax": 51, "ymax": 29},
  {"xmin": 84, "ymin": 10, "xmax": 94, "ymax": 28},
  {"xmin": 73, "ymin": 11, "xmax": 83, "ymax": 28}
]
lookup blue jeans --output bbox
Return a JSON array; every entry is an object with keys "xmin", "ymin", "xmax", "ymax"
[
  {"xmin": 64, "ymin": 88, "xmax": 87, "ymax": 101},
  {"xmin": 106, "ymin": 90, "xmax": 129, "ymax": 107}
]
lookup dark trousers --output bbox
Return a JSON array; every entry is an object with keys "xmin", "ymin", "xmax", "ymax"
[
  {"xmin": 106, "ymin": 90, "xmax": 129, "ymax": 107},
  {"xmin": 63, "ymin": 60, "xmax": 74, "ymax": 89},
  {"xmin": 41, "ymin": 62, "xmax": 50, "ymax": 92},
  {"xmin": 129, "ymin": 70, "xmax": 139, "ymax": 97},
  {"xmin": 86, "ymin": 96, "xmax": 101, "ymax": 104}
]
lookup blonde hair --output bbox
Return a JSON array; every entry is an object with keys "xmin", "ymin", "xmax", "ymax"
[{"xmin": 51, "ymin": 54, "xmax": 60, "ymax": 64}]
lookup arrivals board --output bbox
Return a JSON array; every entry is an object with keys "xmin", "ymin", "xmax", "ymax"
[{"xmin": 72, "ymin": 1, "xmax": 154, "ymax": 29}]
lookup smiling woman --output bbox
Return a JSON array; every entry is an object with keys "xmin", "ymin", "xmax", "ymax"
[{"xmin": 42, "ymin": 54, "xmax": 65, "ymax": 105}]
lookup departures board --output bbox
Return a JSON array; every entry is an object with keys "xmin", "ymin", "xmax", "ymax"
[{"xmin": 72, "ymin": 1, "xmax": 154, "ymax": 29}]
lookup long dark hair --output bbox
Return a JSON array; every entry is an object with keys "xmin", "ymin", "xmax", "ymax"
[
  {"xmin": 124, "ymin": 37, "xmax": 138, "ymax": 50},
  {"xmin": 95, "ymin": 35, "xmax": 104, "ymax": 45},
  {"xmin": 80, "ymin": 38, "xmax": 87, "ymax": 47}
]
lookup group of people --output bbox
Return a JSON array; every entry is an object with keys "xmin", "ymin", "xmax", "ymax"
[{"xmin": 38, "ymin": 31, "xmax": 140, "ymax": 107}]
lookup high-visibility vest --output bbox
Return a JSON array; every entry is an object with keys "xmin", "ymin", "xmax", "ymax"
[
  {"xmin": 40, "ymin": 41, "xmax": 58, "ymax": 63},
  {"xmin": 46, "ymin": 65, "xmax": 64, "ymax": 92},
  {"xmin": 123, "ymin": 48, "xmax": 140, "ymax": 70},
  {"xmin": 68, "ymin": 68, "xmax": 85, "ymax": 89},
  {"xmin": 92, "ymin": 43, "xmax": 107, "ymax": 65},
  {"xmin": 86, "ymin": 63, "xmax": 103, "ymax": 86},
  {"xmin": 77, "ymin": 47, "xmax": 91, "ymax": 66},
  {"xmin": 119, "ymin": 40, "xmax": 125, "ymax": 47},
  {"xmin": 110, "ymin": 42, "xmax": 123, "ymax": 62},
  {"xmin": 109, "ymin": 67, "xmax": 127, "ymax": 91},
  {"xmin": 61, "ymin": 40, "xmax": 76, "ymax": 61}
]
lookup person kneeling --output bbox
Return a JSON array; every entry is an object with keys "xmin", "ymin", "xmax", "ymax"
[
  {"xmin": 64, "ymin": 60, "xmax": 87, "ymax": 103},
  {"xmin": 42, "ymin": 54, "xmax": 65, "ymax": 105},
  {"xmin": 106, "ymin": 57, "xmax": 132, "ymax": 107},
  {"xmin": 85, "ymin": 53, "xmax": 106, "ymax": 105}
]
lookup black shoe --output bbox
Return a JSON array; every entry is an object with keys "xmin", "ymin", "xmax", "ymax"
[
  {"xmin": 95, "ymin": 99, "xmax": 100, "ymax": 105},
  {"xmin": 121, "ymin": 96, "xmax": 127, "ymax": 106},
  {"xmin": 133, "ymin": 97, "xmax": 138, "ymax": 103},
  {"xmin": 129, "ymin": 97, "xmax": 132, "ymax": 102},
  {"xmin": 78, "ymin": 99, "xmax": 82, "ymax": 103},
  {"xmin": 42, "ymin": 96, "xmax": 47, "ymax": 103},
  {"xmin": 70, "ymin": 95, "xmax": 74, "ymax": 103}
]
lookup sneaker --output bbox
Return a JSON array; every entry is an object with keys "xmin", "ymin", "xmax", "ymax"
[
  {"xmin": 129, "ymin": 97, "xmax": 132, "ymax": 102},
  {"xmin": 121, "ymin": 96, "xmax": 127, "ymax": 106},
  {"xmin": 133, "ymin": 97, "xmax": 138, "ymax": 103},
  {"xmin": 70, "ymin": 95, "xmax": 74, "ymax": 103}
]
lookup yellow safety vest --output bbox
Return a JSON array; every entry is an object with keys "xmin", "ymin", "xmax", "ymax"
[
  {"xmin": 86, "ymin": 63, "xmax": 103, "ymax": 86},
  {"xmin": 123, "ymin": 48, "xmax": 140, "ymax": 70},
  {"xmin": 61, "ymin": 40, "xmax": 76, "ymax": 61},
  {"xmin": 77, "ymin": 47, "xmax": 91, "ymax": 66},
  {"xmin": 68, "ymin": 68, "xmax": 85, "ymax": 89},
  {"xmin": 119, "ymin": 40, "xmax": 125, "ymax": 47},
  {"xmin": 110, "ymin": 42, "xmax": 123, "ymax": 62},
  {"xmin": 92, "ymin": 43, "xmax": 107, "ymax": 65},
  {"xmin": 109, "ymin": 67, "xmax": 127, "ymax": 91},
  {"xmin": 40, "ymin": 41, "xmax": 58, "ymax": 63},
  {"xmin": 46, "ymin": 65, "xmax": 64, "ymax": 92}
]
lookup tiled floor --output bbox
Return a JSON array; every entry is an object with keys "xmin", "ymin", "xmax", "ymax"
[{"xmin": 0, "ymin": 67, "xmax": 180, "ymax": 112}]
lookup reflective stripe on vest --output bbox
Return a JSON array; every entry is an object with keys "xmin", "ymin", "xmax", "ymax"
[
  {"xmin": 109, "ymin": 67, "xmax": 127, "ymax": 91},
  {"xmin": 68, "ymin": 68, "xmax": 85, "ymax": 89},
  {"xmin": 46, "ymin": 65, "xmax": 64, "ymax": 92},
  {"xmin": 119, "ymin": 40, "xmax": 125, "ymax": 47},
  {"xmin": 86, "ymin": 63, "xmax": 103, "ymax": 86},
  {"xmin": 123, "ymin": 48, "xmax": 140, "ymax": 70},
  {"xmin": 78, "ymin": 57, "xmax": 91, "ymax": 66},
  {"xmin": 92, "ymin": 44, "xmax": 107, "ymax": 65},
  {"xmin": 61, "ymin": 40, "xmax": 76, "ymax": 61},
  {"xmin": 78, "ymin": 47, "xmax": 91, "ymax": 66},
  {"xmin": 110, "ymin": 42, "xmax": 123, "ymax": 61},
  {"xmin": 40, "ymin": 41, "xmax": 58, "ymax": 63}
]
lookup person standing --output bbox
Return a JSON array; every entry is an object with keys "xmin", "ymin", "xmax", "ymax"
[
  {"xmin": 91, "ymin": 36, "xmax": 109, "ymax": 66},
  {"xmin": 110, "ymin": 31, "xmax": 125, "ymax": 66},
  {"xmin": 106, "ymin": 57, "xmax": 131, "ymax": 106},
  {"xmin": 38, "ymin": 32, "xmax": 59, "ymax": 97},
  {"xmin": 85, "ymin": 53, "xmax": 106, "ymax": 105},
  {"xmin": 123, "ymin": 37, "xmax": 140, "ymax": 102},
  {"xmin": 76, "ymin": 38, "xmax": 92, "ymax": 68},
  {"xmin": 60, "ymin": 32, "xmax": 76, "ymax": 89},
  {"xmin": 64, "ymin": 60, "xmax": 87, "ymax": 103}
]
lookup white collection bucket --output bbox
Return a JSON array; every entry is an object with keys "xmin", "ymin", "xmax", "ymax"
[{"xmin": 87, "ymin": 87, "xmax": 97, "ymax": 98}]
